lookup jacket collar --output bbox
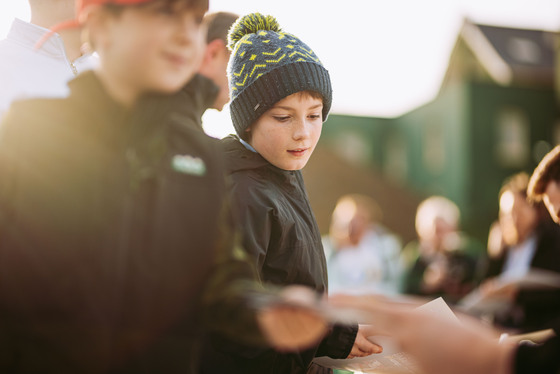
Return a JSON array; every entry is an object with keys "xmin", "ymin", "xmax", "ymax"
[
  {"xmin": 8, "ymin": 18, "xmax": 66, "ymax": 59},
  {"xmin": 67, "ymin": 71, "xmax": 128, "ymax": 125},
  {"xmin": 221, "ymin": 135, "xmax": 300, "ymax": 184},
  {"xmin": 8, "ymin": 18, "xmax": 95, "ymax": 68}
]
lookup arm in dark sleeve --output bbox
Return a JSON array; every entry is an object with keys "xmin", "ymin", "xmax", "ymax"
[
  {"xmin": 0, "ymin": 108, "xmax": 21, "ymax": 235},
  {"xmin": 516, "ymin": 289, "xmax": 560, "ymax": 309},
  {"xmin": 514, "ymin": 335, "xmax": 560, "ymax": 374},
  {"xmin": 199, "ymin": 172, "xmax": 271, "ymax": 347},
  {"xmin": 315, "ymin": 323, "xmax": 358, "ymax": 359},
  {"xmin": 0, "ymin": 105, "xmax": 33, "ymax": 371}
]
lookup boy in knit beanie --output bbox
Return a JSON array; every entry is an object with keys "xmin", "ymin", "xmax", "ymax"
[{"xmin": 201, "ymin": 13, "xmax": 382, "ymax": 374}]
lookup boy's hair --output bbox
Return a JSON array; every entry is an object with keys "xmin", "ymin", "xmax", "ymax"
[
  {"xmin": 528, "ymin": 145, "xmax": 560, "ymax": 202},
  {"xmin": 204, "ymin": 11, "xmax": 238, "ymax": 44},
  {"xmin": 297, "ymin": 90, "xmax": 323, "ymax": 101},
  {"xmin": 226, "ymin": 13, "xmax": 332, "ymax": 140}
]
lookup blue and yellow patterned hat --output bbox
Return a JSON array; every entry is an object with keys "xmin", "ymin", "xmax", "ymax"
[{"xmin": 227, "ymin": 13, "xmax": 332, "ymax": 138}]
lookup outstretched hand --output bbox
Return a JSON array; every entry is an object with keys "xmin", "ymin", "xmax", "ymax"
[
  {"xmin": 347, "ymin": 324, "xmax": 383, "ymax": 358},
  {"xmin": 256, "ymin": 286, "xmax": 328, "ymax": 351}
]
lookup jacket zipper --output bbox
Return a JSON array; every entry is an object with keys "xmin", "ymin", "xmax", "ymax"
[{"xmin": 70, "ymin": 61, "xmax": 78, "ymax": 76}]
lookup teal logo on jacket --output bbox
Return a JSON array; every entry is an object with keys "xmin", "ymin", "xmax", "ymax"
[{"xmin": 172, "ymin": 155, "xmax": 206, "ymax": 176}]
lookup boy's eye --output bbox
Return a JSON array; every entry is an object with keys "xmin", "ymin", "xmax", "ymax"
[
  {"xmin": 273, "ymin": 116, "xmax": 290, "ymax": 122},
  {"xmin": 309, "ymin": 114, "xmax": 321, "ymax": 120}
]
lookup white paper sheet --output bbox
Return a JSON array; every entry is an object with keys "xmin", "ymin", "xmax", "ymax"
[{"xmin": 312, "ymin": 297, "xmax": 458, "ymax": 374}]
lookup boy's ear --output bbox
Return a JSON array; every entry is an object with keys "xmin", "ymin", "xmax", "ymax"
[{"xmin": 202, "ymin": 39, "xmax": 227, "ymax": 64}]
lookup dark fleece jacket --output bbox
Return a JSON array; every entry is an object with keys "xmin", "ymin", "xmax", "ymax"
[{"xmin": 200, "ymin": 135, "xmax": 357, "ymax": 374}]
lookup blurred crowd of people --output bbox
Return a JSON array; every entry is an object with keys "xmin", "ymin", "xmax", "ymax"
[{"xmin": 322, "ymin": 177, "xmax": 560, "ymax": 333}]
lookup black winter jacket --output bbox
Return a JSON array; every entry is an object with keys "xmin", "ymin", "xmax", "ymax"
[
  {"xmin": 176, "ymin": 73, "xmax": 219, "ymax": 131},
  {"xmin": 0, "ymin": 72, "xmax": 262, "ymax": 374},
  {"xmin": 200, "ymin": 136, "xmax": 357, "ymax": 374}
]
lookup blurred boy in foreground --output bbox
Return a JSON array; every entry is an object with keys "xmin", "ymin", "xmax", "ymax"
[{"xmin": 0, "ymin": 1, "xmax": 327, "ymax": 372}]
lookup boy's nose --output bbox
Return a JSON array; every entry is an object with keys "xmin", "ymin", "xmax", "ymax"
[{"xmin": 292, "ymin": 119, "xmax": 311, "ymax": 140}]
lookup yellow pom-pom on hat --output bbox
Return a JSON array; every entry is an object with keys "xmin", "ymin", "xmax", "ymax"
[{"xmin": 227, "ymin": 13, "xmax": 281, "ymax": 50}]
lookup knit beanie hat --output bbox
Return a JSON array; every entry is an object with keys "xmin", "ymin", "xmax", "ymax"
[{"xmin": 227, "ymin": 13, "xmax": 332, "ymax": 138}]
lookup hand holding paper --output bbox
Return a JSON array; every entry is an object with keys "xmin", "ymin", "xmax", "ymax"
[
  {"xmin": 347, "ymin": 325, "xmax": 384, "ymax": 358},
  {"xmin": 322, "ymin": 296, "xmax": 514, "ymax": 374}
]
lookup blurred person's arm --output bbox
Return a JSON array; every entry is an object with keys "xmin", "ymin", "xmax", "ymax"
[
  {"xmin": 514, "ymin": 333, "xmax": 560, "ymax": 374},
  {"xmin": 329, "ymin": 294, "xmax": 517, "ymax": 374}
]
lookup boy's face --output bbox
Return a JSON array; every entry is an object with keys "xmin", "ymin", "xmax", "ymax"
[
  {"xmin": 544, "ymin": 180, "xmax": 560, "ymax": 223},
  {"xmin": 247, "ymin": 92, "xmax": 323, "ymax": 171},
  {"xmin": 95, "ymin": 1, "xmax": 206, "ymax": 99}
]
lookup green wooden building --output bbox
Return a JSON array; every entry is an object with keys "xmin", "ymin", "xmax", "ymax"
[{"xmin": 318, "ymin": 19, "xmax": 559, "ymax": 242}]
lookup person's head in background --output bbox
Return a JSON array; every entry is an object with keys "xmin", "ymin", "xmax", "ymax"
[
  {"xmin": 226, "ymin": 13, "xmax": 332, "ymax": 171},
  {"xmin": 486, "ymin": 219, "xmax": 505, "ymax": 259},
  {"xmin": 415, "ymin": 196, "xmax": 461, "ymax": 254},
  {"xmin": 499, "ymin": 172, "xmax": 548, "ymax": 246},
  {"xmin": 75, "ymin": 0, "xmax": 208, "ymax": 106},
  {"xmin": 329, "ymin": 194, "xmax": 382, "ymax": 249},
  {"xmin": 528, "ymin": 145, "xmax": 560, "ymax": 223},
  {"xmin": 29, "ymin": 0, "xmax": 82, "ymax": 60},
  {"xmin": 198, "ymin": 11, "xmax": 238, "ymax": 110}
]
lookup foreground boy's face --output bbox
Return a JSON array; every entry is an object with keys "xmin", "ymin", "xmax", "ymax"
[
  {"xmin": 248, "ymin": 92, "xmax": 323, "ymax": 171},
  {"xmin": 97, "ymin": 1, "xmax": 206, "ymax": 99}
]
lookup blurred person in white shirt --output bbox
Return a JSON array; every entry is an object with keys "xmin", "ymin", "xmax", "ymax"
[{"xmin": 0, "ymin": 0, "xmax": 97, "ymax": 116}]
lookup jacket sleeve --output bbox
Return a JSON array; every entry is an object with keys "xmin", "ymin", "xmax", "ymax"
[
  {"xmin": 514, "ymin": 335, "xmax": 560, "ymax": 374},
  {"xmin": 200, "ymin": 208, "xmax": 270, "ymax": 346},
  {"xmin": 0, "ymin": 108, "xmax": 20, "ymax": 236},
  {"xmin": 315, "ymin": 323, "xmax": 358, "ymax": 359},
  {"xmin": 198, "ymin": 153, "xmax": 270, "ymax": 346},
  {"xmin": 0, "ymin": 103, "xmax": 43, "ymax": 370}
]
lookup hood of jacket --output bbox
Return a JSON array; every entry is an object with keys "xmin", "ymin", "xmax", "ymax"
[{"xmin": 221, "ymin": 134, "xmax": 270, "ymax": 174}]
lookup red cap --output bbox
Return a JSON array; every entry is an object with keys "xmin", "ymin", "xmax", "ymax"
[{"xmin": 35, "ymin": 0, "xmax": 153, "ymax": 49}]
